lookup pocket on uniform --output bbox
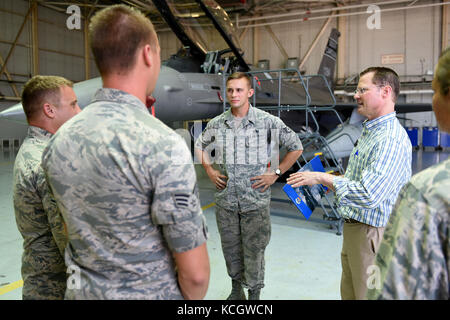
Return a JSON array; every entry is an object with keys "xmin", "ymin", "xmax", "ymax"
[{"xmin": 365, "ymin": 226, "xmax": 379, "ymax": 255}]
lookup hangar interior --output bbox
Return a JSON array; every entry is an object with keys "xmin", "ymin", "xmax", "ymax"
[{"xmin": 0, "ymin": 0, "xmax": 449, "ymax": 300}]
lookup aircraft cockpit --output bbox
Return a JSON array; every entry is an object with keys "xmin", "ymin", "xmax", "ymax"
[{"xmin": 154, "ymin": 0, "xmax": 249, "ymax": 74}]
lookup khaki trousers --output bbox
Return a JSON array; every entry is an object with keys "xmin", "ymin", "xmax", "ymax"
[{"xmin": 340, "ymin": 222, "xmax": 385, "ymax": 300}]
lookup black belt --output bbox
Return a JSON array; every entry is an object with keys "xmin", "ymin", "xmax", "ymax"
[{"xmin": 343, "ymin": 218, "xmax": 360, "ymax": 224}]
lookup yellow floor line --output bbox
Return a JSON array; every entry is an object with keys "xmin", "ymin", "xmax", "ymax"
[
  {"xmin": 0, "ymin": 280, "xmax": 23, "ymax": 296},
  {"xmin": 201, "ymin": 202, "xmax": 215, "ymax": 211}
]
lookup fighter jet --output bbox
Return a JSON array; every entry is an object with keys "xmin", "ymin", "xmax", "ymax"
[{"xmin": 0, "ymin": 0, "xmax": 431, "ymax": 162}]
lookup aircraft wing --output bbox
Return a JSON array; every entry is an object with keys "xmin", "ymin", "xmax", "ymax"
[{"xmin": 394, "ymin": 102, "xmax": 433, "ymax": 113}]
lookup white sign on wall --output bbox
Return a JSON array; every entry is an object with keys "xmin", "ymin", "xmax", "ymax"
[{"xmin": 381, "ymin": 54, "xmax": 404, "ymax": 65}]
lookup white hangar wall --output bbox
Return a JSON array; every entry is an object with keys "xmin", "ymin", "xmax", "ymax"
[
  {"xmin": 236, "ymin": 1, "xmax": 444, "ymax": 82},
  {"xmin": 341, "ymin": 2, "xmax": 442, "ymax": 128},
  {"xmin": 345, "ymin": 4, "xmax": 441, "ymax": 81}
]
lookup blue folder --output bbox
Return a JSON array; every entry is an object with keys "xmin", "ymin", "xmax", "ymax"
[{"xmin": 282, "ymin": 155, "xmax": 326, "ymax": 220}]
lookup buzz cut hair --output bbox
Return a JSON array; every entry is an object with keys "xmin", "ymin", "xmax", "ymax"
[
  {"xmin": 226, "ymin": 72, "xmax": 252, "ymax": 88},
  {"xmin": 21, "ymin": 75, "xmax": 73, "ymax": 123},
  {"xmin": 89, "ymin": 4, "xmax": 158, "ymax": 76},
  {"xmin": 360, "ymin": 66, "xmax": 400, "ymax": 103}
]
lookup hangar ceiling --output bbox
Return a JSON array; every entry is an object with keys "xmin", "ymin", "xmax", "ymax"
[
  {"xmin": 0, "ymin": 0, "xmax": 445, "ymax": 103},
  {"xmin": 36, "ymin": 0, "xmax": 365, "ymax": 30},
  {"xmin": 35, "ymin": 1, "xmax": 440, "ymax": 35},
  {"xmin": 3, "ymin": 0, "xmax": 363, "ymax": 102}
]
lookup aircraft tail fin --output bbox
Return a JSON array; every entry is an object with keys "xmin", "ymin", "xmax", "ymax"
[{"xmin": 317, "ymin": 28, "xmax": 340, "ymax": 88}]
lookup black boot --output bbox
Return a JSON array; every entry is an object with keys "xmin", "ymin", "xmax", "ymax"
[
  {"xmin": 248, "ymin": 289, "xmax": 260, "ymax": 300},
  {"xmin": 227, "ymin": 280, "xmax": 246, "ymax": 300}
]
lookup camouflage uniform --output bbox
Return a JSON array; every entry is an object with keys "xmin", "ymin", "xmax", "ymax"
[
  {"xmin": 13, "ymin": 126, "xmax": 67, "ymax": 300},
  {"xmin": 42, "ymin": 88, "xmax": 208, "ymax": 300},
  {"xmin": 367, "ymin": 158, "xmax": 450, "ymax": 300},
  {"xmin": 195, "ymin": 106, "xmax": 302, "ymax": 290}
]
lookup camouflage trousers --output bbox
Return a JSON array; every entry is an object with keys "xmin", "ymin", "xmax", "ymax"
[
  {"xmin": 22, "ymin": 272, "xmax": 66, "ymax": 300},
  {"xmin": 215, "ymin": 205, "xmax": 271, "ymax": 290}
]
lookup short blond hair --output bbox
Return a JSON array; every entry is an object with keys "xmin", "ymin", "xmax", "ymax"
[
  {"xmin": 89, "ymin": 4, "xmax": 158, "ymax": 76},
  {"xmin": 21, "ymin": 75, "xmax": 73, "ymax": 122},
  {"xmin": 226, "ymin": 72, "xmax": 252, "ymax": 88}
]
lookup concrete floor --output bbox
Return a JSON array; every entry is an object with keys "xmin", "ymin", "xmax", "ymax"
[{"xmin": 0, "ymin": 145, "xmax": 448, "ymax": 300}]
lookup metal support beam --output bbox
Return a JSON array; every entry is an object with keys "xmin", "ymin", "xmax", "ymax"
[
  {"xmin": 443, "ymin": 2, "xmax": 448, "ymax": 50},
  {"xmin": 253, "ymin": 21, "xmax": 259, "ymax": 66},
  {"xmin": 0, "ymin": 5, "xmax": 33, "ymax": 78},
  {"xmin": 239, "ymin": 23, "xmax": 250, "ymax": 42},
  {"xmin": 31, "ymin": 1, "xmax": 39, "ymax": 76},
  {"xmin": 0, "ymin": 96, "xmax": 22, "ymax": 101},
  {"xmin": 337, "ymin": 10, "xmax": 347, "ymax": 85},
  {"xmin": 84, "ymin": 16, "xmax": 90, "ymax": 80},
  {"xmin": 298, "ymin": 13, "xmax": 335, "ymax": 71},
  {"xmin": 0, "ymin": 54, "xmax": 20, "ymax": 97},
  {"xmin": 36, "ymin": 1, "xmax": 109, "ymax": 9},
  {"xmin": 0, "ymin": 39, "xmax": 85, "ymax": 59},
  {"xmin": 264, "ymin": 23, "xmax": 289, "ymax": 60}
]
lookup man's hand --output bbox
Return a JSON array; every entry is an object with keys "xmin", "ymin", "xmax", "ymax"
[
  {"xmin": 286, "ymin": 171, "xmax": 335, "ymax": 191},
  {"xmin": 206, "ymin": 168, "xmax": 228, "ymax": 190},
  {"xmin": 250, "ymin": 172, "xmax": 278, "ymax": 192}
]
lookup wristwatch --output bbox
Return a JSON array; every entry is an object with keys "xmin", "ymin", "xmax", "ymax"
[{"xmin": 275, "ymin": 168, "xmax": 282, "ymax": 177}]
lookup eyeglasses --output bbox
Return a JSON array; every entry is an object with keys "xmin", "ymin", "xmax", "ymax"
[
  {"xmin": 354, "ymin": 84, "xmax": 388, "ymax": 95},
  {"xmin": 354, "ymin": 87, "xmax": 370, "ymax": 95}
]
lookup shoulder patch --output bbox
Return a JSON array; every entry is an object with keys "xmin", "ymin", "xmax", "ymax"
[{"xmin": 172, "ymin": 193, "xmax": 198, "ymax": 209}]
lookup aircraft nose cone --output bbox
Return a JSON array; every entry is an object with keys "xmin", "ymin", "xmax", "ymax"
[{"xmin": 0, "ymin": 104, "xmax": 27, "ymax": 124}]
